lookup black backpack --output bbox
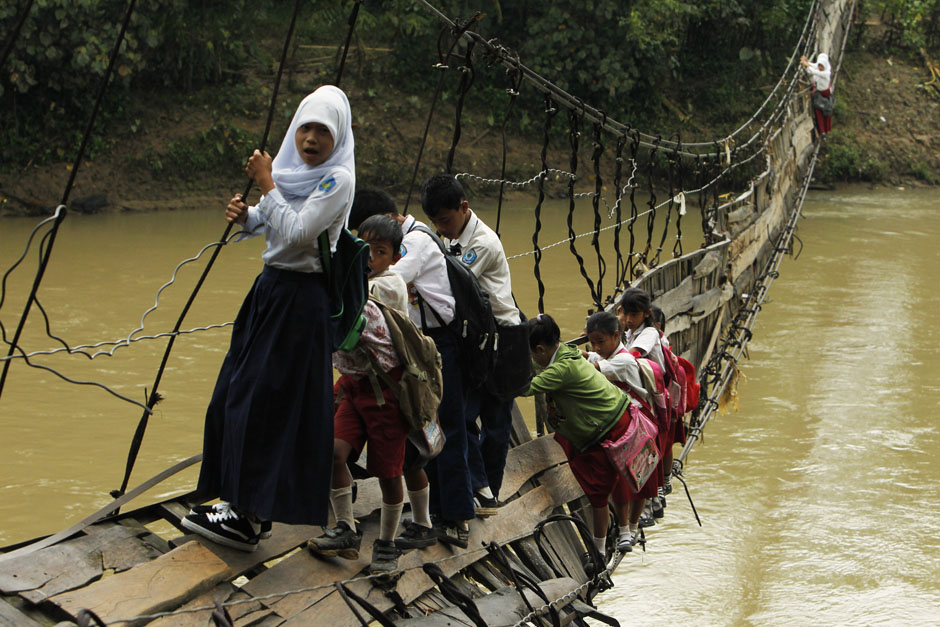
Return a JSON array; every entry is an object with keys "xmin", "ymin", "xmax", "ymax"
[{"xmin": 409, "ymin": 224, "xmax": 496, "ymax": 390}]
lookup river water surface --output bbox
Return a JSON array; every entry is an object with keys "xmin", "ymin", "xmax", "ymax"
[{"xmin": 0, "ymin": 186, "xmax": 937, "ymax": 624}]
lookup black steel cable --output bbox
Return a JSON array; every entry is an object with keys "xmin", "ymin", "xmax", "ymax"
[
  {"xmin": 334, "ymin": 0, "xmax": 362, "ymax": 86},
  {"xmin": 445, "ymin": 38, "xmax": 476, "ymax": 174},
  {"xmin": 0, "ymin": 0, "xmax": 139, "ymax": 403},
  {"xmin": 0, "ymin": 0, "xmax": 35, "ymax": 71},
  {"xmin": 115, "ymin": 0, "xmax": 305, "ymax": 497}
]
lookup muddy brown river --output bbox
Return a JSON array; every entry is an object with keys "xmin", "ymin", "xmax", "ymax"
[{"xmin": 1, "ymin": 186, "xmax": 937, "ymax": 623}]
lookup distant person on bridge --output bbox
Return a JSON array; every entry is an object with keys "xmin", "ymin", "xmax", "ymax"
[
  {"xmin": 182, "ymin": 85, "xmax": 356, "ymax": 552},
  {"xmin": 801, "ymin": 52, "xmax": 833, "ymax": 134}
]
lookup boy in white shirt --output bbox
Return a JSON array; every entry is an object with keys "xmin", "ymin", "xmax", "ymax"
[
  {"xmin": 308, "ymin": 214, "xmax": 436, "ymax": 572},
  {"xmin": 348, "ymin": 187, "xmax": 475, "ymax": 549},
  {"xmin": 420, "ymin": 174, "xmax": 529, "ymax": 515}
]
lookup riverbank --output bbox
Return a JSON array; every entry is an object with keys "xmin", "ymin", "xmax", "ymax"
[{"xmin": 0, "ymin": 45, "xmax": 936, "ymax": 218}]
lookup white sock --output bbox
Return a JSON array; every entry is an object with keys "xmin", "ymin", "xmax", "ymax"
[
  {"xmin": 330, "ymin": 486, "xmax": 355, "ymax": 532},
  {"xmin": 407, "ymin": 486, "xmax": 432, "ymax": 528},
  {"xmin": 618, "ymin": 525, "xmax": 631, "ymax": 541},
  {"xmin": 380, "ymin": 501, "xmax": 404, "ymax": 541},
  {"xmin": 593, "ymin": 535, "xmax": 606, "ymax": 558},
  {"xmin": 629, "ymin": 522, "xmax": 638, "ymax": 534},
  {"xmin": 476, "ymin": 486, "xmax": 494, "ymax": 500}
]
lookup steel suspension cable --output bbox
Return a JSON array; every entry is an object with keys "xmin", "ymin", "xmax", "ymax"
[
  {"xmin": 114, "ymin": 0, "xmax": 305, "ymax": 498},
  {"xmin": 334, "ymin": 0, "xmax": 362, "ymax": 86},
  {"xmin": 494, "ymin": 56, "xmax": 524, "ymax": 236},
  {"xmin": 0, "ymin": 0, "xmax": 139, "ymax": 403},
  {"xmin": 530, "ymin": 95, "xmax": 557, "ymax": 314},
  {"xmin": 445, "ymin": 38, "xmax": 476, "ymax": 174},
  {"xmin": 0, "ymin": 0, "xmax": 35, "ymax": 72},
  {"xmin": 564, "ymin": 106, "xmax": 601, "ymax": 310},
  {"xmin": 402, "ymin": 14, "xmax": 482, "ymax": 214},
  {"xmin": 590, "ymin": 120, "xmax": 607, "ymax": 307}
]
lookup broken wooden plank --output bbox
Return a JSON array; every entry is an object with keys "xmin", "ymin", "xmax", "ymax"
[
  {"xmin": 394, "ymin": 577, "xmax": 580, "ymax": 626},
  {"xmin": 278, "ymin": 466, "xmax": 583, "ymax": 625},
  {"xmin": 0, "ymin": 597, "xmax": 42, "ymax": 627},
  {"xmin": 0, "ymin": 523, "xmax": 148, "ymax": 601},
  {"xmin": 48, "ymin": 540, "xmax": 230, "ymax": 626}
]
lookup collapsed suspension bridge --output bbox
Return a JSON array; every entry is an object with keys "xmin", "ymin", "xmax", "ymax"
[{"xmin": 0, "ymin": 0, "xmax": 856, "ymax": 624}]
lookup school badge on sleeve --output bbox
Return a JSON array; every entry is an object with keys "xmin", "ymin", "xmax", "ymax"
[
  {"xmin": 318, "ymin": 176, "xmax": 337, "ymax": 192},
  {"xmin": 461, "ymin": 248, "xmax": 478, "ymax": 265}
]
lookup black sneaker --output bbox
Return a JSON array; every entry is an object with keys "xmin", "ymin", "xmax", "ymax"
[
  {"xmin": 435, "ymin": 520, "xmax": 469, "ymax": 549},
  {"xmin": 394, "ymin": 520, "xmax": 437, "ymax": 550},
  {"xmin": 662, "ymin": 477, "xmax": 673, "ymax": 496},
  {"xmin": 307, "ymin": 522, "xmax": 362, "ymax": 560},
  {"xmin": 181, "ymin": 502, "xmax": 262, "ymax": 552},
  {"xmin": 189, "ymin": 502, "xmax": 272, "ymax": 538},
  {"xmin": 638, "ymin": 512, "xmax": 657, "ymax": 528},
  {"xmin": 474, "ymin": 495, "xmax": 501, "ymax": 518},
  {"xmin": 369, "ymin": 539, "xmax": 402, "ymax": 574},
  {"xmin": 651, "ymin": 497, "xmax": 665, "ymax": 519}
]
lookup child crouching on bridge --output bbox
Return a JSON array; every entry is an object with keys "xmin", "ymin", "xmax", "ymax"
[
  {"xmin": 308, "ymin": 214, "xmax": 436, "ymax": 574},
  {"xmin": 581, "ymin": 311, "xmax": 657, "ymax": 549},
  {"xmin": 522, "ymin": 314, "xmax": 639, "ymax": 559}
]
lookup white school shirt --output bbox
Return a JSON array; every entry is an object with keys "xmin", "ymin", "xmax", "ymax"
[
  {"xmin": 624, "ymin": 324, "xmax": 666, "ymax": 372},
  {"xmin": 239, "ymin": 167, "xmax": 353, "ymax": 273},
  {"xmin": 586, "ymin": 342, "xmax": 648, "ymax": 401},
  {"xmin": 391, "ymin": 215, "xmax": 455, "ymax": 329},
  {"xmin": 369, "ymin": 270, "xmax": 409, "ymax": 314},
  {"xmin": 443, "ymin": 209, "xmax": 521, "ymax": 326}
]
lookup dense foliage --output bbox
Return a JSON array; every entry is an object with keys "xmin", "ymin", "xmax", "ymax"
[
  {"xmin": 1, "ymin": 0, "xmax": 937, "ymax": 175},
  {"xmin": 0, "ymin": 0, "xmax": 268, "ymax": 163}
]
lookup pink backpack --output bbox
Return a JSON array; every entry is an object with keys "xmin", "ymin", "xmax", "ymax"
[
  {"xmin": 635, "ymin": 356, "xmax": 671, "ymax": 431},
  {"xmin": 659, "ymin": 337, "xmax": 700, "ymax": 417}
]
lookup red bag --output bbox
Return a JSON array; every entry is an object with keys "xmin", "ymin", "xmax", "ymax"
[
  {"xmin": 676, "ymin": 354, "xmax": 700, "ymax": 411},
  {"xmin": 601, "ymin": 404, "xmax": 661, "ymax": 492}
]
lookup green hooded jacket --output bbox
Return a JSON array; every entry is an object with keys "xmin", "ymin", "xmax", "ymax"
[{"xmin": 523, "ymin": 343, "xmax": 629, "ymax": 451}]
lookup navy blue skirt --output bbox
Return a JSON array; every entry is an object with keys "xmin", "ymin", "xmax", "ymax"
[{"xmin": 197, "ymin": 266, "xmax": 333, "ymax": 525}]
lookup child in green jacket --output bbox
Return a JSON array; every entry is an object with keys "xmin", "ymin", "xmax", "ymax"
[{"xmin": 522, "ymin": 314, "xmax": 638, "ymax": 558}]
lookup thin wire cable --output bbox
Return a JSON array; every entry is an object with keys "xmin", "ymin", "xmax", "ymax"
[
  {"xmin": 115, "ymin": 0, "xmax": 305, "ymax": 497},
  {"xmin": 0, "ymin": 0, "xmax": 139, "ymax": 402},
  {"xmin": 0, "ymin": 0, "xmax": 35, "ymax": 71}
]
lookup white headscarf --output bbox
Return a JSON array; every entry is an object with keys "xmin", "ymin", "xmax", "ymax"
[
  {"xmin": 809, "ymin": 53, "xmax": 832, "ymax": 91},
  {"xmin": 271, "ymin": 85, "xmax": 355, "ymax": 199}
]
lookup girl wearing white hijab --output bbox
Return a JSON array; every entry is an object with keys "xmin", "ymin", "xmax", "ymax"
[
  {"xmin": 801, "ymin": 52, "xmax": 833, "ymax": 134},
  {"xmin": 183, "ymin": 85, "xmax": 355, "ymax": 551}
]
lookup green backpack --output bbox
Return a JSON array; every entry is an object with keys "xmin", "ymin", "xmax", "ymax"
[{"xmin": 319, "ymin": 229, "xmax": 370, "ymax": 352}]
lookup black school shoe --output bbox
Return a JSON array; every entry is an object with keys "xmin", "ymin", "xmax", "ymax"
[
  {"xmin": 369, "ymin": 539, "xmax": 403, "ymax": 574},
  {"xmin": 307, "ymin": 521, "xmax": 362, "ymax": 560},
  {"xmin": 394, "ymin": 520, "xmax": 438, "ymax": 549},
  {"xmin": 181, "ymin": 502, "xmax": 262, "ymax": 552},
  {"xmin": 189, "ymin": 502, "xmax": 272, "ymax": 538},
  {"xmin": 474, "ymin": 495, "xmax": 501, "ymax": 518},
  {"xmin": 651, "ymin": 497, "xmax": 665, "ymax": 519},
  {"xmin": 434, "ymin": 520, "xmax": 470, "ymax": 549}
]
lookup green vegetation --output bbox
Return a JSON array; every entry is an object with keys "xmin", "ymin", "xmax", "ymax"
[{"xmin": 1, "ymin": 0, "xmax": 937, "ymax": 183}]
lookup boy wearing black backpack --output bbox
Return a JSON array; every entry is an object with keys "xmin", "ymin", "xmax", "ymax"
[
  {"xmin": 350, "ymin": 188, "xmax": 477, "ymax": 549},
  {"xmin": 308, "ymin": 214, "xmax": 438, "ymax": 573},
  {"xmin": 420, "ymin": 174, "xmax": 530, "ymax": 515}
]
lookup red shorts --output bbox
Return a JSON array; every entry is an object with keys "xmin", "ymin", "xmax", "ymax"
[
  {"xmin": 334, "ymin": 368, "xmax": 409, "ymax": 479},
  {"xmin": 555, "ymin": 407, "xmax": 658, "ymax": 508}
]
